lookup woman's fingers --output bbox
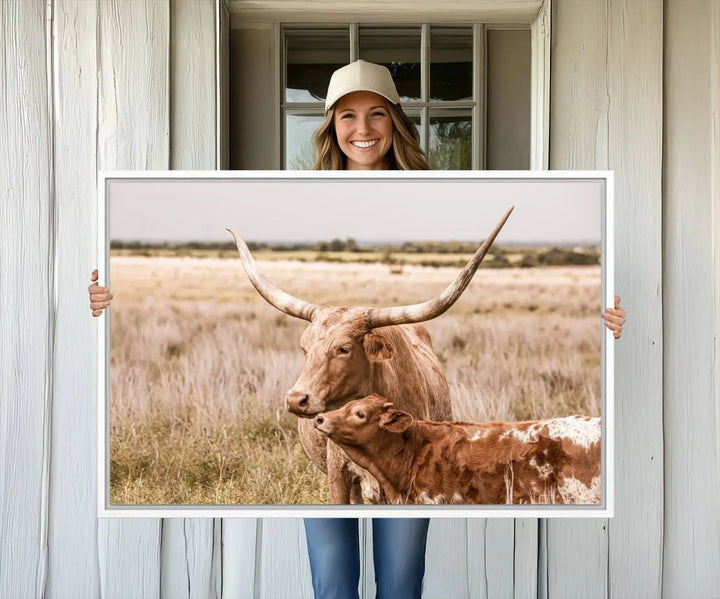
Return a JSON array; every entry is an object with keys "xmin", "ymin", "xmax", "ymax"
[
  {"xmin": 602, "ymin": 311, "xmax": 624, "ymax": 325},
  {"xmin": 604, "ymin": 320, "xmax": 623, "ymax": 332},
  {"xmin": 89, "ymin": 270, "xmax": 112, "ymax": 316},
  {"xmin": 90, "ymin": 291, "xmax": 113, "ymax": 302}
]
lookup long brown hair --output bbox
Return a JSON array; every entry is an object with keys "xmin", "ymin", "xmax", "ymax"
[{"xmin": 312, "ymin": 100, "xmax": 430, "ymax": 170}]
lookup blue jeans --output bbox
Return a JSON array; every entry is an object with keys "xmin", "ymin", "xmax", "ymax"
[{"xmin": 304, "ymin": 517, "xmax": 430, "ymax": 599}]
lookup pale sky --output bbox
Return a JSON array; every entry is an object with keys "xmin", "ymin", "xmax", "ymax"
[{"xmin": 108, "ymin": 177, "xmax": 604, "ymax": 245}]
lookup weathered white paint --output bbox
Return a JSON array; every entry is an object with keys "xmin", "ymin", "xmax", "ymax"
[
  {"xmin": 222, "ymin": 519, "xmax": 258, "ymax": 598},
  {"xmin": 3, "ymin": 1, "xmax": 720, "ymax": 597},
  {"xmin": 229, "ymin": 0, "xmax": 543, "ymax": 24},
  {"xmin": 47, "ymin": 1, "xmax": 100, "ymax": 596},
  {"xmin": 171, "ymin": 0, "xmax": 216, "ymax": 170},
  {"xmin": 423, "ymin": 519, "xmax": 472, "ymax": 597},
  {"xmin": 663, "ymin": 1, "xmax": 720, "ymax": 595},
  {"xmin": 257, "ymin": 518, "xmax": 314, "ymax": 598},
  {"xmin": 513, "ymin": 519, "xmax": 539, "ymax": 599},
  {"xmin": 606, "ymin": 1, "xmax": 664, "ymax": 596},
  {"xmin": 466, "ymin": 520, "xmax": 517, "ymax": 598},
  {"xmin": 161, "ymin": 519, "xmax": 220, "ymax": 599},
  {"xmin": 96, "ymin": 1, "xmax": 169, "ymax": 595},
  {"xmin": 0, "ymin": 2, "xmax": 52, "ymax": 597},
  {"xmin": 547, "ymin": 1, "xmax": 610, "ymax": 595},
  {"xmin": 549, "ymin": 2, "xmax": 665, "ymax": 597}
]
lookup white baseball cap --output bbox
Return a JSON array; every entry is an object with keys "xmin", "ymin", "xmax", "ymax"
[{"xmin": 324, "ymin": 60, "xmax": 401, "ymax": 112}]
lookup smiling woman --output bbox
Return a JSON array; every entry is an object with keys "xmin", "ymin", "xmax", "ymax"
[
  {"xmin": 333, "ymin": 91, "xmax": 394, "ymax": 170},
  {"xmin": 311, "ymin": 59, "xmax": 430, "ymax": 171}
]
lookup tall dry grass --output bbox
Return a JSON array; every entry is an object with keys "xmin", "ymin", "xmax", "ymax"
[{"xmin": 109, "ymin": 256, "xmax": 601, "ymax": 505}]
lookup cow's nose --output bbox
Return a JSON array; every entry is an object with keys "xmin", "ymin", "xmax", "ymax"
[
  {"xmin": 315, "ymin": 415, "xmax": 324, "ymax": 425},
  {"xmin": 286, "ymin": 390, "xmax": 311, "ymax": 413}
]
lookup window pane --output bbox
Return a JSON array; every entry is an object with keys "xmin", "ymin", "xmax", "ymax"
[
  {"xmin": 430, "ymin": 27, "xmax": 473, "ymax": 101},
  {"xmin": 286, "ymin": 29, "xmax": 350, "ymax": 103},
  {"xmin": 285, "ymin": 113, "xmax": 324, "ymax": 169},
  {"xmin": 359, "ymin": 27, "xmax": 421, "ymax": 102},
  {"xmin": 428, "ymin": 110, "xmax": 472, "ymax": 170}
]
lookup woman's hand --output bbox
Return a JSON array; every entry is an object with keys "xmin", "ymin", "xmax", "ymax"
[
  {"xmin": 602, "ymin": 295, "xmax": 625, "ymax": 339},
  {"xmin": 89, "ymin": 269, "xmax": 113, "ymax": 317}
]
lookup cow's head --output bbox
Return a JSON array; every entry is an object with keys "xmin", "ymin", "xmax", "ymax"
[
  {"xmin": 313, "ymin": 395, "xmax": 414, "ymax": 446},
  {"xmin": 227, "ymin": 206, "xmax": 513, "ymax": 417}
]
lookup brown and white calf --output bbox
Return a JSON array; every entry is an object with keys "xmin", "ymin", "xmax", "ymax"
[{"xmin": 314, "ymin": 395, "xmax": 601, "ymax": 505}]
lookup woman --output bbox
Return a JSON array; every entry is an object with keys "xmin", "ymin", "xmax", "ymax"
[
  {"xmin": 301, "ymin": 60, "xmax": 435, "ymax": 599},
  {"xmin": 89, "ymin": 60, "xmax": 626, "ymax": 599}
]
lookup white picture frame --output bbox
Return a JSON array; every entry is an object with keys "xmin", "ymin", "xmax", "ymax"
[{"xmin": 98, "ymin": 170, "xmax": 614, "ymax": 519}]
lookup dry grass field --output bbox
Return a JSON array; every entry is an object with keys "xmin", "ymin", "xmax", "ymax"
[{"xmin": 109, "ymin": 255, "xmax": 601, "ymax": 505}]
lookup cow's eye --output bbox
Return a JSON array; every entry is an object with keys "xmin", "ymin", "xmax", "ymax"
[
  {"xmin": 338, "ymin": 346, "xmax": 351, "ymax": 355},
  {"xmin": 356, "ymin": 411, "xmax": 365, "ymax": 419}
]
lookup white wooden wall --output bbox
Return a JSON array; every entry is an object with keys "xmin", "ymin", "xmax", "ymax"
[{"xmin": 1, "ymin": 0, "xmax": 719, "ymax": 597}]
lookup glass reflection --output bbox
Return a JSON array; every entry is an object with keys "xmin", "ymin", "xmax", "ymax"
[
  {"xmin": 359, "ymin": 27, "xmax": 421, "ymax": 102},
  {"xmin": 429, "ymin": 111, "xmax": 472, "ymax": 170},
  {"xmin": 286, "ymin": 29, "xmax": 350, "ymax": 103},
  {"xmin": 286, "ymin": 114, "xmax": 324, "ymax": 169},
  {"xmin": 430, "ymin": 27, "xmax": 473, "ymax": 101}
]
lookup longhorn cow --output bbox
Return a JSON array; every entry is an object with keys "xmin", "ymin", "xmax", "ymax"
[{"xmin": 227, "ymin": 207, "xmax": 513, "ymax": 504}]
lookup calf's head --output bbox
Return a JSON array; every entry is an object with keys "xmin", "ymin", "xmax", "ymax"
[
  {"xmin": 313, "ymin": 395, "xmax": 414, "ymax": 446},
  {"xmin": 227, "ymin": 206, "xmax": 513, "ymax": 417}
]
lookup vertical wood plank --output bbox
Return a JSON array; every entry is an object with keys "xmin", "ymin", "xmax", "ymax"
[
  {"xmin": 257, "ymin": 518, "xmax": 314, "ymax": 599},
  {"xmin": 0, "ymin": 1, "xmax": 52, "ymax": 597},
  {"xmin": 547, "ymin": 520, "xmax": 608, "ymax": 598},
  {"xmin": 513, "ymin": 519, "xmax": 538, "ymax": 599},
  {"xmin": 96, "ymin": 1, "xmax": 169, "ymax": 595},
  {"xmin": 466, "ymin": 520, "xmax": 516, "ymax": 599},
  {"xmin": 170, "ymin": 0, "xmax": 216, "ymax": 170},
  {"xmin": 606, "ymin": 1, "xmax": 664, "ymax": 597},
  {"xmin": 424, "ymin": 519, "xmax": 469, "ymax": 598},
  {"xmin": 96, "ymin": 0, "xmax": 169, "ymax": 171},
  {"xmin": 222, "ymin": 519, "xmax": 258, "ymax": 599},
  {"xmin": 98, "ymin": 521, "xmax": 162, "ymax": 599},
  {"xmin": 47, "ymin": 1, "xmax": 101, "ymax": 596},
  {"xmin": 663, "ymin": 2, "xmax": 720, "ymax": 595},
  {"xmin": 547, "ymin": 2, "xmax": 609, "ymax": 596},
  {"xmin": 161, "ymin": 520, "xmax": 219, "ymax": 599}
]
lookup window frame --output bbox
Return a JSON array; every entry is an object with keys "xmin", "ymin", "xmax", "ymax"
[{"xmin": 269, "ymin": 6, "xmax": 550, "ymax": 170}]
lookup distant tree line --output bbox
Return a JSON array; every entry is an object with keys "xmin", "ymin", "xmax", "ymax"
[{"xmin": 110, "ymin": 239, "xmax": 600, "ymax": 266}]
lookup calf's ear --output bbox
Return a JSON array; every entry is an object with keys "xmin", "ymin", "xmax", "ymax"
[
  {"xmin": 381, "ymin": 410, "xmax": 413, "ymax": 433},
  {"xmin": 363, "ymin": 333, "xmax": 394, "ymax": 362}
]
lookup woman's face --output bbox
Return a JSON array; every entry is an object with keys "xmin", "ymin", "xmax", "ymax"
[{"xmin": 333, "ymin": 91, "xmax": 394, "ymax": 170}]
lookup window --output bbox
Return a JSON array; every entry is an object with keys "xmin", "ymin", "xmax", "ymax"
[{"xmin": 282, "ymin": 24, "xmax": 530, "ymax": 170}]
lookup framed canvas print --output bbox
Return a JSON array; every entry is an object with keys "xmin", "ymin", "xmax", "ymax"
[{"xmin": 97, "ymin": 171, "xmax": 614, "ymax": 518}]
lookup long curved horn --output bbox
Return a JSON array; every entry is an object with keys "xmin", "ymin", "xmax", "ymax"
[
  {"xmin": 365, "ymin": 206, "xmax": 514, "ymax": 329},
  {"xmin": 226, "ymin": 228, "xmax": 318, "ymax": 321}
]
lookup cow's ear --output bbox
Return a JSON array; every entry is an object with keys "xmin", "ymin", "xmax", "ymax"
[
  {"xmin": 363, "ymin": 333, "xmax": 394, "ymax": 362},
  {"xmin": 381, "ymin": 410, "xmax": 413, "ymax": 433}
]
